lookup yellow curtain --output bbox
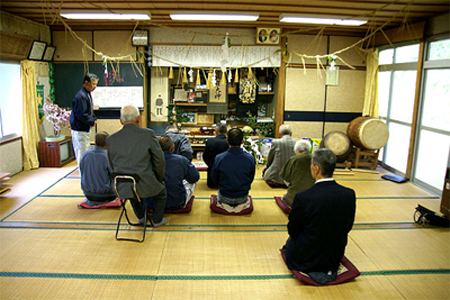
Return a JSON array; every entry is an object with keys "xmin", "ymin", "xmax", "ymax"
[
  {"xmin": 362, "ymin": 48, "xmax": 379, "ymax": 118},
  {"xmin": 21, "ymin": 60, "xmax": 40, "ymax": 170}
]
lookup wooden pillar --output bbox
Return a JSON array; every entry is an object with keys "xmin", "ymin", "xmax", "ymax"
[
  {"xmin": 275, "ymin": 35, "xmax": 287, "ymax": 138},
  {"xmin": 405, "ymin": 40, "xmax": 425, "ymax": 179}
]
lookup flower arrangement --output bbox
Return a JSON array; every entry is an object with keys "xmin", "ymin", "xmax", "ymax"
[{"xmin": 43, "ymin": 98, "xmax": 71, "ymax": 138}]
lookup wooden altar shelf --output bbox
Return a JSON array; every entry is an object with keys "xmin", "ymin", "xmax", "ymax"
[
  {"xmin": 0, "ymin": 173, "xmax": 12, "ymax": 197},
  {"xmin": 349, "ymin": 147, "xmax": 380, "ymax": 170}
]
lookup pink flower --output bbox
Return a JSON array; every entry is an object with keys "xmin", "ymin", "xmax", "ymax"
[{"xmin": 43, "ymin": 98, "xmax": 72, "ymax": 137}]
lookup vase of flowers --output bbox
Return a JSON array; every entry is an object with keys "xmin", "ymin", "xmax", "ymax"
[{"xmin": 43, "ymin": 98, "xmax": 71, "ymax": 142}]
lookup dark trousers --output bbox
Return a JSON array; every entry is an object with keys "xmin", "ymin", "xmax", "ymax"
[{"xmin": 130, "ymin": 188, "xmax": 167, "ymax": 223}]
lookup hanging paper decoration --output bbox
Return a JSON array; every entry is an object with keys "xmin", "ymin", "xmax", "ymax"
[
  {"xmin": 196, "ymin": 69, "xmax": 201, "ymax": 85},
  {"xmin": 212, "ymin": 69, "xmax": 217, "ymax": 87},
  {"xmin": 182, "ymin": 67, "xmax": 188, "ymax": 83},
  {"xmin": 327, "ymin": 55, "xmax": 337, "ymax": 71},
  {"xmin": 228, "ymin": 68, "xmax": 232, "ymax": 83},
  {"xmin": 234, "ymin": 68, "xmax": 239, "ymax": 83},
  {"xmin": 169, "ymin": 66, "xmax": 174, "ymax": 79},
  {"xmin": 188, "ymin": 68, "xmax": 194, "ymax": 82},
  {"xmin": 220, "ymin": 71, "xmax": 226, "ymax": 85},
  {"xmin": 247, "ymin": 67, "xmax": 253, "ymax": 80},
  {"xmin": 102, "ymin": 56, "xmax": 108, "ymax": 76},
  {"xmin": 206, "ymin": 71, "xmax": 213, "ymax": 89}
]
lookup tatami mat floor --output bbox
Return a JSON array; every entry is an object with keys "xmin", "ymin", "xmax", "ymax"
[{"xmin": 0, "ymin": 160, "xmax": 449, "ymax": 300}]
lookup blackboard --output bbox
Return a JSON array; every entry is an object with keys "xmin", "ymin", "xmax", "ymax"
[{"xmin": 53, "ymin": 62, "xmax": 144, "ymax": 109}]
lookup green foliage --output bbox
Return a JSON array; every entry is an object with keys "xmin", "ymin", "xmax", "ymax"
[
  {"xmin": 245, "ymin": 111, "xmax": 274, "ymax": 138},
  {"xmin": 167, "ymin": 104, "xmax": 191, "ymax": 129}
]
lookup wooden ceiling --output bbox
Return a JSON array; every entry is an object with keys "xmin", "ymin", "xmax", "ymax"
[{"xmin": 1, "ymin": 0, "xmax": 449, "ymax": 36}]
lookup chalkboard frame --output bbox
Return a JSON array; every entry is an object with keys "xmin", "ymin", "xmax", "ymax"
[{"xmin": 53, "ymin": 62, "xmax": 145, "ymax": 109}]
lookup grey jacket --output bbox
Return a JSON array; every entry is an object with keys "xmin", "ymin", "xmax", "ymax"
[
  {"xmin": 107, "ymin": 124, "xmax": 165, "ymax": 199},
  {"xmin": 263, "ymin": 135, "xmax": 296, "ymax": 184}
]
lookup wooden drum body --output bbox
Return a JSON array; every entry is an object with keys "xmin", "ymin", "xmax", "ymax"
[
  {"xmin": 347, "ymin": 117, "xmax": 389, "ymax": 150},
  {"xmin": 320, "ymin": 131, "xmax": 351, "ymax": 163}
]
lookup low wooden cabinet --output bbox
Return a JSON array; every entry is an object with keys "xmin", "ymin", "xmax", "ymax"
[{"xmin": 38, "ymin": 137, "xmax": 75, "ymax": 167}]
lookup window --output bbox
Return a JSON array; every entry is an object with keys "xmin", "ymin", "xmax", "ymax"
[
  {"xmin": 0, "ymin": 62, "xmax": 23, "ymax": 138},
  {"xmin": 413, "ymin": 40, "xmax": 450, "ymax": 192},
  {"xmin": 378, "ymin": 38, "xmax": 450, "ymax": 194},
  {"xmin": 378, "ymin": 44, "xmax": 419, "ymax": 174}
]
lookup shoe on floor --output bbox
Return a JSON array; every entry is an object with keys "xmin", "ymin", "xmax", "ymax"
[{"xmin": 152, "ymin": 218, "xmax": 168, "ymax": 228}]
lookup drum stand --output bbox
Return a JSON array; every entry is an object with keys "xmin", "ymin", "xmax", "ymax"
[{"xmin": 349, "ymin": 147, "xmax": 379, "ymax": 170}]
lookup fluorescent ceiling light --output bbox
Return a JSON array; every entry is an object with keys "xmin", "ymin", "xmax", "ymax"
[
  {"xmin": 170, "ymin": 11, "xmax": 259, "ymax": 21},
  {"xmin": 60, "ymin": 10, "xmax": 151, "ymax": 20},
  {"xmin": 280, "ymin": 14, "xmax": 367, "ymax": 26}
]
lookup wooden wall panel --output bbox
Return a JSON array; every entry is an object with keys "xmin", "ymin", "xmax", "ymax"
[
  {"xmin": 329, "ymin": 36, "xmax": 366, "ymax": 67},
  {"xmin": 287, "ymin": 34, "xmax": 327, "ymax": 65},
  {"xmin": 324, "ymin": 122, "xmax": 349, "ymax": 136},
  {"xmin": 326, "ymin": 70, "xmax": 365, "ymax": 112},
  {"xmin": 286, "ymin": 121, "xmax": 324, "ymax": 139},
  {"xmin": 285, "ymin": 68, "xmax": 325, "ymax": 111},
  {"xmin": 93, "ymin": 31, "xmax": 135, "ymax": 61},
  {"xmin": 53, "ymin": 31, "xmax": 93, "ymax": 61}
]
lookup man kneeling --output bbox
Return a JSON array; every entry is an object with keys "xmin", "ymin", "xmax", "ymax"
[
  {"xmin": 78, "ymin": 131, "xmax": 120, "ymax": 208},
  {"xmin": 282, "ymin": 148, "xmax": 356, "ymax": 285},
  {"xmin": 159, "ymin": 135, "xmax": 200, "ymax": 210},
  {"xmin": 211, "ymin": 128, "xmax": 255, "ymax": 206}
]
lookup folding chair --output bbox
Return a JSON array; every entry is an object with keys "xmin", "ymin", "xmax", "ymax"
[{"xmin": 113, "ymin": 174, "xmax": 154, "ymax": 242}]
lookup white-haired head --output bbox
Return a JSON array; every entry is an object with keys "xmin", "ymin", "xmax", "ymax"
[
  {"xmin": 120, "ymin": 105, "xmax": 139, "ymax": 123},
  {"xmin": 279, "ymin": 124, "xmax": 292, "ymax": 136},
  {"xmin": 294, "ymin": 139, "xmax": 311, "ymax": 154}
]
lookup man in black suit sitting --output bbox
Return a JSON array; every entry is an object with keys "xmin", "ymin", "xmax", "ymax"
[
  {"xmin": 282, "ymin": 148, "xmax": 356, "ymax": 285},
  {"xmin": 203, "ymin": 123, "xmax": 229, "ymax": 188}
]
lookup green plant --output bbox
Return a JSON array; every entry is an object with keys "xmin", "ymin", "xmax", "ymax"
[
  {"xmin": 167, "ymin": 104, "xmax": 190, "ymax": 129},
  {"xmin": 245, "ymin": 111, "xmax": 275, "ymax": 138}
]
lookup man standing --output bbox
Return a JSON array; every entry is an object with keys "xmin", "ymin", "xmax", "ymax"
[
  {"xmin": 165, "ymin": 125, "xmax": 194, "ymax": 161},
  {"xmin": 107, "ymin": 105, "xmax": 167, "ymax": 227},
  {"xmin": 159, "ymin": 135, "xmax": 199, "ymax": 210},
  {"xmin": 282, "ymin": 148, "xmax": 356, "ymax": 285},
  {"xmin": 203, "ymin": 123, "xmax": 229, "ymax": 188},
  {"xmin": 78, "ymin": 131, "xmax": 120, "ymax": 209},
  {"xmin": 70, "ymin": 73, "xmax": 98, "ymax": 165},
  {"xmin": 211, "ymin": 128, "xmax": 255, "ymax": 206},
  {"xmin": 263, "ymin": 124, "xmax": 296, "ymax": 186},
  {"xmin": 279, "ymin": 140, "xmax": 315, "ymax": 207}
]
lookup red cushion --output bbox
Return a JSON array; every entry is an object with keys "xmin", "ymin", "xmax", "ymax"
[
  {"xmin": 275, "ymin": 197, "xmax": 291, "ymax": 214},
  {"xmin": 148, "ymin": 196, "xmax": 195, "ymax": 214},
  {"xmin": 210, "ymin": 195, "xmax": 253, "ymax": 215},
  {"xmin": 266, "ymin": 181, "xmax": 288, "ymax": 188},
  {"xmin": 77, "ymin": 198, "xmax": 122, "ymax": 209},
  {"xmin": 279, "ymin": 249, "xmax": 360, "ymax": 286},
  {"xmin": 165, "ymin": 196, "xmax": 195, "ymax": 213}
]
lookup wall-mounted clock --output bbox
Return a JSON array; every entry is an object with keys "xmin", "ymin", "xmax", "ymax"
[{"xmin": 132, "ymin": 30, "xmax": 149, "ymax": 46}]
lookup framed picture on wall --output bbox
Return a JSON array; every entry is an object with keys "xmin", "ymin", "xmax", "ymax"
[
  {"xmin": 181, "ymin": 111, "xmax": 197, "ymax": 124},
  {"xmin": 256, "ymin": 28, "xmax": 280, "ymax": 45},
  {"xmin": 28, "ymin": 40, "xmax": 46, "ymax": 60},
  {"xmin": 42, "ymin": 46, "xmax": 56, "ymax": 62}
]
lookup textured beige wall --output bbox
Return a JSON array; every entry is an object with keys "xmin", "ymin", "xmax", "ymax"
[
  {"xmin": 329, "ymin": 36, "xmax": 366, "ymax": 67},
  {"xmin": 93, "ymin": 31, "xmax": 136, "ymax": 61},
  {"xmin": 324, "ymin": 122, "xmax": 349, "ymax": 136},
  {"xmin": 285, "ymin": 121, "xmax": 323, "ymax": 140},
  {"xmin": 53, "ymin": 31, "xmax": 93, "ymax": 61},
  {"xmin": 285, "ymin": 68, "xmax": 326, "ymax": 111},
  {"xmin": 326, "ymin": 69, "xmax": 365, "ymax": 112},
  {"xmin": 0, "ymin": 139, "xmax": 22, "ymax": 175},
  {"xmin": 287, "ymin": 34, "xmax": 328, "ymax": 65}
]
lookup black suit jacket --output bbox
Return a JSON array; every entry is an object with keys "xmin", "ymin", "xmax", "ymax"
[
  {"xmin": 285, "ymin": 180, "xmax": 356, "ymax": 273},
  {"xmin": 203, "ymin": 134, "xmax": 229, "ymax": 188}
]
